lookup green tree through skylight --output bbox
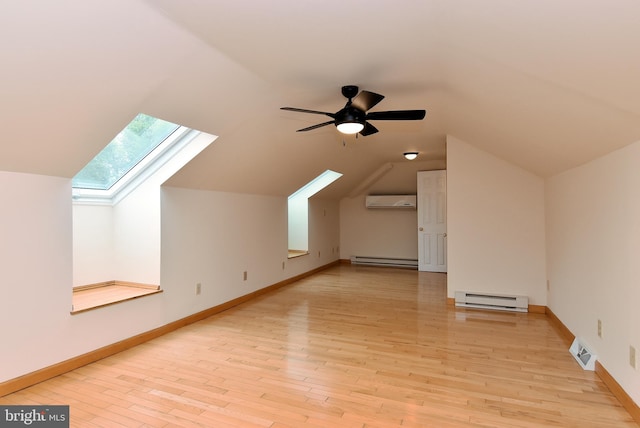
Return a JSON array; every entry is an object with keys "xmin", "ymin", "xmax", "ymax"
[{"xmin": 73, "ymin": 114, "xmax": 180, "ymax": 190}]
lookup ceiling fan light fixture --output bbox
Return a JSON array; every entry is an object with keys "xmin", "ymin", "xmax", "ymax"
[
  {"xmin": 336, "ymin": 122, "xmax": 365, "ymax": 134},
  {"xmin": 404, "ymin": 152, "xmax": 418, "ymax": 160},
  {"xmin": 281, "ymin": 85, "xmax": 426, "ymax": 137}
]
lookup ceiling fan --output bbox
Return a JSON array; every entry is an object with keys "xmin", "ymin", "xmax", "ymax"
[{"xmin": 281, "ymin": 85, "xmax": 426, "ymax": 137}]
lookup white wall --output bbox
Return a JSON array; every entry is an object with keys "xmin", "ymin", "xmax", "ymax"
[
  {"xmin": 1, "ymin": 171, "xmax": 179, "ymax": 381},
  {"xmin": 546, "ymin": 141, "xmax": 640, "ymax": 406},
  {"xmin": 340, "ymin": 160, "xmax": 445, "ymax": 260},
  {"xmin": 160, "ymin": 187, "xmax": 288, "ymax": 321},
  {"xmin": 1, "ymin": 170, "xmax": 340, "ymax": 383},
  {"xmin": 446, "ymin": 135, "xmax": 547, "ymax": 304},
  {"xmin": 308, "ymin": 197, "xmax": 341, "ymax": 263},
  {"xmin": 0, "ymin": 172, "xmax": 73, "ymax": 380},
  {"xmin": 72, "ymin": 204, "xmax": 114, "ymax": 285},
  {"xmin": 340, "ymin": 196, "xmax": 418, "ymax": 260},
  {"xmin": 160, "ymin": 188, "xmax": 341, "ymax": 322},
  {"xmin": 112, "ymin": 182, "xmax": 162, "ymax": 284}
]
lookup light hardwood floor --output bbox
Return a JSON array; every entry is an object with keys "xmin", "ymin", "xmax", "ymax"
[{"xmin": 2, "ymin": 265, "xmax": 636, "ymax": 427}]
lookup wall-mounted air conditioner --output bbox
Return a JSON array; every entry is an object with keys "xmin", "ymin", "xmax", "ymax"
[{"xmin": 365, "ymin": 195, "xmax": 417, "ymax": 209}]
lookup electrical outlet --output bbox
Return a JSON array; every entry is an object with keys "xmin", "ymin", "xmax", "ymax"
[
  {"xmin": 196, "ymin": 283, "xmax": 201, "ymax": 295},
  {"xmin": 597, "ymin": 319, "xmax": 602, "ymax": 338},
  {"xmin": 243, "ymin": 271, "xmax": 247, "ymax": 281},
  {"xmin": 631, "ymin": 346, "xmax": 637, "ymax": 370},
  {"xmin": 282, "ymin": 261, "xmax": 285, "ymax": 270}
]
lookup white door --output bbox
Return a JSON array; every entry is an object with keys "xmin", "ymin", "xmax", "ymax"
[{"xmin": 417, "ymin": 170, "xmax": 447, "ymax": 272}]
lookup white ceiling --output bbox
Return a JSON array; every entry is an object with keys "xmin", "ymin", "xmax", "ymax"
[{"xmin": 2, "ymin": 0, "xmax": 640, "ymax": 198}]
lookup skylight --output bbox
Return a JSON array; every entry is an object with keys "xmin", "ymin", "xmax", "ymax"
[
  {"xmin": 288, "ymin": 170, "xmax": 343, "ymax": 200},
  {"xmin": 288, "ymin": 170, "xmax": 342, "ymax": 254},
  {"xmin": 73, "ymin": 113, "xmax": 180, "ymax": 190}
]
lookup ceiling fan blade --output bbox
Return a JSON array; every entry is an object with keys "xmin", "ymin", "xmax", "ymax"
[
  {"xmin": 351, "ymin": 90, "xmax": 385, "ymax": 112},
  {"xmin": 366, "ymin": 110, "xmax": 426, "ymax": 121},
  {"xmin": 297, "ymin": 120, "xmax": 335, "ymax": 132},
  {"xmin": 281, "ymin": 107, "xmax": 335, "ymax": 118},
  {"xmin": 360, "ymin": 122, "xmax": 379, "ymax": 136}
]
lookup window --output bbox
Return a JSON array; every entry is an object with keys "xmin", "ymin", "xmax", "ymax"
[
  {"xmin": 288, "ymin": 170, "xmax": 342, "ymax": 256},
  {"xmin": 73, "ymin": 114, "xmax": 180, "ymax": 190},
  {"xmin": 72, "ymin": 114, "xmax": 195, "ymax": 204},
  {"xmin": 70, "ymin": 113, "xmax": 216, "ymax": 312}
]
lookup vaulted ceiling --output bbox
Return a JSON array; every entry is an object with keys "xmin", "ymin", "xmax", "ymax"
[{"xmin": 3, "ymin": 1, "xmax": 640, "ymax": 199}]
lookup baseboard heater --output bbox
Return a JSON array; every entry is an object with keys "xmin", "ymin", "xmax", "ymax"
[
  {"xmin": 350, "ymin": 256, "xmax": 418, "ymax": 269},
  {"xmin": 455, "ymin": 291, "xmax": 528, "ymax": 312}
]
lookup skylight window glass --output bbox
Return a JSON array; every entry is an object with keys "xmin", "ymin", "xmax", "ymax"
[
  {"xmin": 72, "ymin": 114, "xmax": 180, "ymax": 190},
  {"xmin": 288, "ymin": 170, "xmax": 343, "ymax": 200}
]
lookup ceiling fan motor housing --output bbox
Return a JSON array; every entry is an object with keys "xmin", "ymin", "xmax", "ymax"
[{"xmin": 336, "ymin": 106, "xmax": 366, "ymax": 127}]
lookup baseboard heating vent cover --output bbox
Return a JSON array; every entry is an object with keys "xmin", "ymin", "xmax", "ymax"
[
  {"xmin": 350, "ymin": 256, "xmax": 418, "ymax": 269},
  {"xmin": 569, "ymin": 338, "xmax": 597, "ymax": 370},
  {"xmin": 455, "ymin": 291, "xmax": 528, "ymax": 312}
]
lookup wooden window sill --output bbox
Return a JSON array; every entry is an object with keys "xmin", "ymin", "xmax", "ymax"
[
  {"xmin": 71, "ymin": 281, "xmax": 162, "ymax": 314},
  {"xmin": 287, "ymin": 250, "xmax": 309, "ymax": 259}
]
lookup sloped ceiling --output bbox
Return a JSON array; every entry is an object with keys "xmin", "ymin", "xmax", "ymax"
[{"xmin": 2, "ymin": 1, "xmax": 640, "ymax": 199}]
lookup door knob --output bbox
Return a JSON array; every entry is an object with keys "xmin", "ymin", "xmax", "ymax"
[
  {"xmin": 443, "ymin": 233, "xmax": 447, "ymax": 237},
  {"xmin": 419, "ymin": 227, "xmax": 424, "ymax": 231}
]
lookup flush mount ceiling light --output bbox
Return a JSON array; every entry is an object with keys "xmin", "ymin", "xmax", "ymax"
[{"xmin": 404, "ymin": 152, "xmax": 418, "ymax": 160}]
